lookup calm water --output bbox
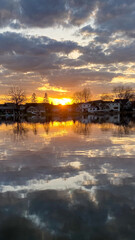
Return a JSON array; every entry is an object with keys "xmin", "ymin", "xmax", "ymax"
[{"xmin": 0, "ymin": 114, "xmax": 135, "ymax": 239}]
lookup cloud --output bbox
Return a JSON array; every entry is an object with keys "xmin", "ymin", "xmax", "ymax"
[
  {"xmin": 1, "ymin": 31, "xmax": 134, "ymax": 74},
  {"xmin": 0, "ymin": 0, "xmax": 97, "ymax": 28},
  {"xmin": 0, "ymin": 31, "xmax": 133, "ymax": 96},
  {"xmin": 18, "ymin": 0, "xmax": 97, "ymax": 28},
  {"xmin": 78, "ymin": 0, "xmax": 135, "ymax": 44},
  {"xmin": 0, "ymin": 0, "xmax": 134, "ymax": 38},
  {"xmin": 0, "ymin": 32, "xmax": 81, "ymax": 74},
  {"xmin": 79, "ymin": 39, "xmax": 135, "ymax": 64},
  {"xmin": 0, "ymin": 0, "xmax": 18, "ymax": 27},
  {"xmin": 0, "ymin": 32, "xmax": 80, "ymax": 55},
  {"xmin": 95, "ymin": 0, "xmax": 135, "ymax": 33},
  {"xmin": 19, "ymin": 0, "xmax": 68, "ymax": 28}
]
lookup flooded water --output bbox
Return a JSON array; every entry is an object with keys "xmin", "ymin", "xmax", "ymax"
[{"xmin": 0, "ymin": 114, "xmax": 135, "ymax": 239}]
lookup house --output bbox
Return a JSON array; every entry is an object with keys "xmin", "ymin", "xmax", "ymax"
[
  {"xmin": 106, "ymin": 101, "xmax": 120, "ymax": 112},
  {"xmin": 82, "ymin": 102, "xmax": 99, "ymax": 113},
  {"xmin": 0, "ymin": 103, "xmax": 17, "ymax": 116},
  {"xmin": 81, "ymin": 100, "xmax": 120, "ymax": 113},
  {"xmin": 72, "ymin": 103, "xmax": 82, "ymax": 113},
  {"xmin": 25, "ymin": 103, "xmax": 46, "ymax": 116},
  {"xmin": 114, "ymin": 99, "xmax": 132, "ymax": 111}
]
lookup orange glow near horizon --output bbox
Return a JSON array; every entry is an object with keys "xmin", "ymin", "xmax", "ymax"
[
  {"xmin": 49, "ymin": 97, "xmax": 73, "ymax": 105},
  {"xmin": 0, "ymin": 95, "xmax": 73, "ymax": 105},
  {"xmin": 36, "ymin": 97, "xmax": 73, "ymax": 105}
]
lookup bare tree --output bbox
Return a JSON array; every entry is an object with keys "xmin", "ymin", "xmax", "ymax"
[
  {"xmin": 31, "ymin": 92, "xmax": 37, "ymax": 103},
  {"xmin": 82, "ymin": 88, "xmax": 91, "ymax": 102},
  {"xmin": 73, "ymin": 88, "xmax": 91, "ymax": 103},
  {"xmin": 73, "ymin": 91, "xmax": 83, "ymax": 103},
  {"xmin": 8, "ymin": 87, "xmax": 26, "ymax": 106},
  {"xmin": 101, "ymin": 93, "xmax": 113, "ymax": 101},
  {"xmin": 113, "ymin": 86, "xmax": 135, "ymax": 100},
  {"xmin": 43, "ymin": 92, "xmax": 49, "ymax": 103}
]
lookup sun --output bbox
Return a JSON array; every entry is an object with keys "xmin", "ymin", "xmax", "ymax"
[{"xmin": 50, "ymin": 98, "xmax": 72, "ymax": 105}]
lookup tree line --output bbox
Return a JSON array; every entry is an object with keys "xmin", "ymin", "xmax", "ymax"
[
  {"xmin": 7, "ymin": 85, "xmax": 135, "ymax": 107},
  {"xmin": 72, "ymin": 86, "xmax": 135, "ymax": 103},
  {"xmin": 8, "ymin": 87, "xmax": 50, "ymax": 106},
  {"xmin": 101, "ymin": 86, "xmax": 135, "ymax": 102}
]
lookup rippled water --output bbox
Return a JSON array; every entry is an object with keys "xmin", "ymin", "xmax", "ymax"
[{"xmin": 0, "ymin": 114, "xmax": 135, "ymax": 239}]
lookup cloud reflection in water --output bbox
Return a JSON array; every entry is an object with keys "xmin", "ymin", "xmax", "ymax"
[{"xmin": 0, "ymin": 115, "xmax": 135, "ymax": 239}]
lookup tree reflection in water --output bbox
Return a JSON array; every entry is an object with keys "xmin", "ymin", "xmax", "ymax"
[
  {"xmin": 31, "ymin": 123, "xmax": 38, "ymax": 135},
  {"xmin": 113, "ymin": 121, "xmax": 135, "ymax": 137},
  {"xmin": 12, "ymin": 122, "xmax": 29, "ymax": 141},
  {"xmin": 73, "ymin": 121, "xmax": 91, "ymax": 136},
  {"xmin": 43, "ymin": 122, "xmax": 50, "ymax": 135}
]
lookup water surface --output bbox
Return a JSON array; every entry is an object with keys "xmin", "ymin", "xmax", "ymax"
[{"xmin": 0, "ymin": 114, "xmax": 135, "ymax": 239}]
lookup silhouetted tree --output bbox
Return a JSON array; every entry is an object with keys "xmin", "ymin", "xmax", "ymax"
[
  {"xmin": 73, "ymin": 88, "xmax": 91, "ymax": 103},
  {"xmin": 43, "ymin": 93, "xmax": 49, "ymax": 103},
  {"xmin": 31, "ymin": 93, "xmax": 37, "ymax": 103},
  {"xmin": 8, "ymin": 87, "xmax": 26, "ymax": 106},
  {"xmin": 113, "ymin": 86, "xmax": 135, "ymax": 100},
  {"xmin": 101, "ymin": 93, "xmax": 113, "ymax": 101},
  {"xmin": 82, "ymin": 88, "xmax": 91, "ymax": 102}
]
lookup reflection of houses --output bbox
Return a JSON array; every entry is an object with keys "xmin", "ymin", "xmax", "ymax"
[
  {"xmin": 81, "ymin": 115, "xmax": 98, "ymax": 123},
  {"xmin": 51, "ymin": 104, "xmax": 73, "ymax": 114},
  {"xmin": 81, "ymin": 100, "xmax": 120, "ymax": 113},
  {"xmin": 81, "ymin": 114, "xmax": 120, "ymax": 124}
]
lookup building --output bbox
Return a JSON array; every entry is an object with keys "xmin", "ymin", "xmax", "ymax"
[
  {"xmin": 81, "ymin": 100, "xmax": 120, "ymax": 113},
  {"xmin": 25, "ymin": 103, "xmax": 46, "ymax": 116},
  {"xmin": 0, "ymin": 103, "xmax": 17, "ymax": 116},
  {"xmin": 114, "ymin": 99, "xmax": 132, "ymax": 111}
]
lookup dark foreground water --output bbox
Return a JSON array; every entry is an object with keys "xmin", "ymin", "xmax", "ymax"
[{"xmin": 0, "ymin": 114, "xmax": 135, "ymax": 240}]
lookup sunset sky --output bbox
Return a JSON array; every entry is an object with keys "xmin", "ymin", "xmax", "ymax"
[{"xmin": 0, "ymin": 0, "xmax": 135, "ymax": 104}]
